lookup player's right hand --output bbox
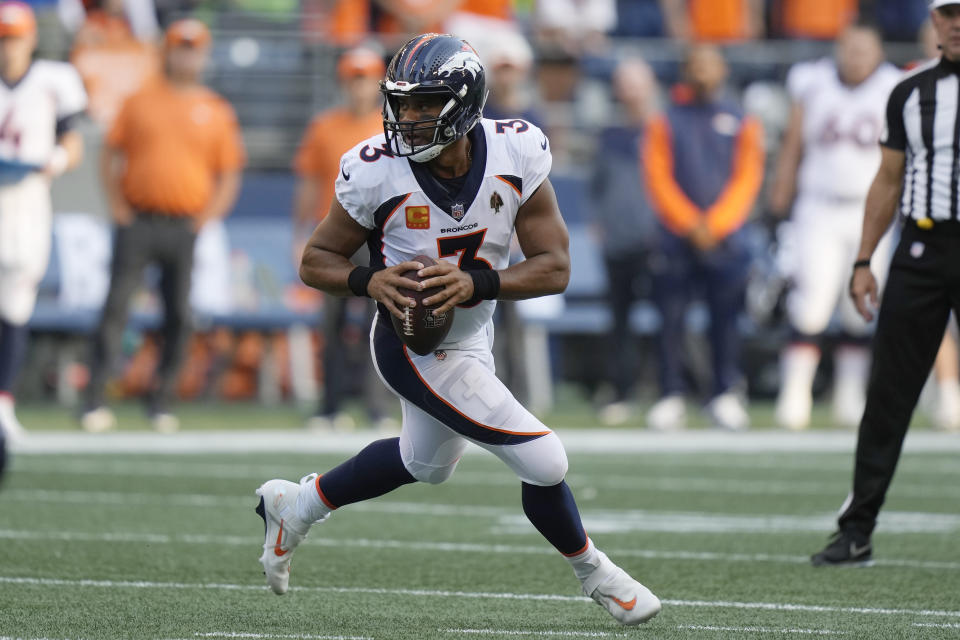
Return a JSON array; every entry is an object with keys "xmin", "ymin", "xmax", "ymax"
[
  {"xmin": 849, "ymin": 267, "xmax": 879, "ymax": 322},
  {"xmin": 368, "ymin": 261, "xmax": 426, "ymax": 321}
]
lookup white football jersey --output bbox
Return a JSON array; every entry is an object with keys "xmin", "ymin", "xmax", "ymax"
[
  {"xmin": 336, "ymin": 118, "xmax": 551, "ymax": 345},
  {"xmin": 788, "ymin": 58, "xmax": 901, "ymax": 201},
  {"xmin": 0, "ymin": 60, "xmax": 87, "ymax": 167}
]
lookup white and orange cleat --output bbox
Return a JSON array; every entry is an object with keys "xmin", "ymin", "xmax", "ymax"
[
  {"xmin": 254, "ymin": 476, "xmax": 322, "ymax": 595},
  {"xmin": 581, "ymin": 552, "xmax": 661, "ymax": 625}
]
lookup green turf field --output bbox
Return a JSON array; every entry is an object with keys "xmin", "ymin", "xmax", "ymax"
[
  {"xmin": 7, "ymin": 390, "xmax": 943, "ymax": 433},
  {"xmin": 1, "ymin": 429, "xmax": 959, "ymax": 640}
]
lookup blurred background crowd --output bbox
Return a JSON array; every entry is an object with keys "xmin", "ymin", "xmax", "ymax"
[{"xmin": 7, "ymin": 0, "xmax": 959, "ymax": 434}]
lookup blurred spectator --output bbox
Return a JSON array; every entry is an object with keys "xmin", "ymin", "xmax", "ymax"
[
  {"xmin": 302, "ymin": 0, "xmax": 459, "ymax": 48},
  {"xmin": 533, "ymin": 0, "xmax": 615, "ymax": 55},
  {"xmin": 473, "ymin": 28, "xmax": 540, "ymax": 125},
  {"xmin": 768, "ymin": 22, "xmax": 900, "ymax": 430},
  {"xmin": 58, "ymin": 0, "xmax": 158, "ymax": 42},
  {"xmin": 661, "ymin": 0, "xmax": 764, "ymax": 43},
  {"xmin": 81, "ymin": 19, "xmax": 244, "ymax": 433},
  {"xmin": 643, "ymin": 44, "xmax": 764, "ymax": 430},
  {"xmin": 862, "ymin": 0, "xmax": 929, "ymax": 42},
  {"xmin": 611, "ymin": 0, "xmax": 666, "ymax": 37},
  {"xmin": 445, "ymin": 0, "xmax": 516, "ymax": 34},
  {"xmin": 770, "ymin": 0, "xmax": 857, "ymax": 41},
  {"xmin": 591, "ymin": 58, "xmax": 659, "ymax": 426},
  {"xmin": 533, "ymin": 45, "xmax": 582, "ymax": 165},
  {"xmin": 69, "ymin": 0, "xmax": 158, "ymax": 129},
  {"xmin": 0, "ymin": 1, "xmax": 86, "ymax": 439},
  {"xmin": 293, "ymin": 46, "xmax": 397, "ymax": 432}
]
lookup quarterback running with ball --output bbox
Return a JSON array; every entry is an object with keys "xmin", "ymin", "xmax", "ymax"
[{"xmin": 254, "ymin": 33, "xmax": 661, "ymax": 626}]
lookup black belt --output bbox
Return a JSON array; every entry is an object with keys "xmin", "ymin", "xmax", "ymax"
[
  {"xmin": 136, "ymin": 210, "xmax": 195, "ymax": 221},
  {"xmin": 903, "ymin": 217, "xmax": 960, "ymax": 237}
]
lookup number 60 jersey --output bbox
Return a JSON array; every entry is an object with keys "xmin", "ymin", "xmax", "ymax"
[{"xmin": 335, "ymin": 118, "xmax": 552, "ymax": 346}]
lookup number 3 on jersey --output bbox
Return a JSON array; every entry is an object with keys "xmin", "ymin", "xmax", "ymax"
[
  {"xmin": 438, "ymin": 229, "xmax": 491, "ymax": 270},
  {"xmin": 438, "ymin": 230, "xmax": 492, "ymax": 307}
]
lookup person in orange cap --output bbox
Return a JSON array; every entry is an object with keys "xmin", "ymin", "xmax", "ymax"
[
  {"xmin": 81, "ymin": 18, "xmax": 244, "ymax": 433},
  {"xmin": 0, "ymin": 0, "xmax": 87, "ymax": 443},
  {"xmin": 293, "ymin": 45, "xmax": 398, "ymax": 432}
]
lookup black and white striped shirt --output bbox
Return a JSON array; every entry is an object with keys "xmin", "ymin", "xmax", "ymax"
[{"xmin": 883, "ymin": 57, "xmax": 960, "ymax": 222}]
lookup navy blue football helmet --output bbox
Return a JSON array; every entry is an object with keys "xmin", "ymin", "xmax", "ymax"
[{"xmin": 381, "ymin": 33, "xmax": 488, "ymax": 162}]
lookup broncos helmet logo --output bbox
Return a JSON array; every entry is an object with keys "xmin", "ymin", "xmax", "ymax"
[{"xmin": 437, "ymin": 51, "xmax": 483, "ymax": 81}]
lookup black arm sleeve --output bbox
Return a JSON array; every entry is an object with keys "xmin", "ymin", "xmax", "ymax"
[{"xmin": 55, "ymin": 111, "xmax": 83, "ymax": 137}]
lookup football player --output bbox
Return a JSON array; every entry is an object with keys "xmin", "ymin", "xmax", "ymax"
[
  {"xmin": 768, "ymin": 21, "xmax": 901, "ymax": 430},
  {"xmin": 254, "ymin": 34, "xmax": 661, "ymax": 626},
  {"xmin": 0, "ymin": 1, "xmax": 86, "ymax": 439}
]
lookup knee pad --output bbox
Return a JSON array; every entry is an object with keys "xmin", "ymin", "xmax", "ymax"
[
  {"xmin": 399, "ymin": 428, "xmax": 465, "ymax": 484},
  {"xmin": 401, "ymin": 457, "xmax": 460, "ymax": 484},
  {"xmin": 492, "ymin": 431, "xmax": 568, "ymax": 487}
]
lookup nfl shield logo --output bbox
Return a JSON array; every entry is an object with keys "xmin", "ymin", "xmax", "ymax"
[{"xmin": 451, "ymin": 202, "xmax": 465, "ymax": 220}]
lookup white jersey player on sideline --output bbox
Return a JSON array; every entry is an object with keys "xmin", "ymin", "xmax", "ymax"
[
  {"xmin": 768, "ymin": 22, "xmax": 900, "ymax": 430},
  {"xmin": 0, "ymin": 1, "xmax": 86, "ymax": 439}
]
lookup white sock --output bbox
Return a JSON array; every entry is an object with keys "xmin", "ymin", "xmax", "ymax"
[
  {"xmin": 776, "ymin": 344, "xmax": 820, "ymax": 427},
  {"xmin": 830, "ymin": 346, "xmax": 870, "ymax": 426},
  {"xmin": 295, "ymin": 475, "xmax": 332, "ymax": 526},
  {"xmin": 834, "ymin": 346, "xmax": 871, "ymax": 391},
  {"xmin": 566, "ymin": 538, "xmax": 605, "ymax": 584},
  {"xmin": 781, "ymin": 344, "xmax": 820, "ymax": 394}
]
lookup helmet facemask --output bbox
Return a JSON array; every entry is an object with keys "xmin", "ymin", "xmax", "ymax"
[{"xmin": 382, "ymin": 84, "xmax": 464, "ymax": 162}]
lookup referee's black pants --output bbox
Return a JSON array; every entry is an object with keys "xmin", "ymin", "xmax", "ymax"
[
  {"xmin": 86, "ymin": 213, "xmax": 197, "ymax": 414},
  {"xmin": 838, "ymin": 223, "xmax": 960, "ymax": 537}
]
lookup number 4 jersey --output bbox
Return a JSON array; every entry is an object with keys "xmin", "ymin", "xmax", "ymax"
[{"xmin": 336, "ymin": 118, "xmax": 551, "ymax": 345}]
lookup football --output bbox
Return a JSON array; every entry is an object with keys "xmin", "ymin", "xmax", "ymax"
[{"xmin": 390, "ymin": 254, "xmax": 455, "ymax": 355}]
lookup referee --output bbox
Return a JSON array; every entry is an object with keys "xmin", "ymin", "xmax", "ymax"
[{"xmin": 812, "ymin": 0, "xmax": 960, "ymax": 566}]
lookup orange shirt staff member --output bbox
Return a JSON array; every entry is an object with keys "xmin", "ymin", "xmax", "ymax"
[
  {"xmin": 81, "ymin": 19, "xmax": 245, "ymax": 434},
  {"xmin": 293, "ymin": 46, "xmax": 385, "ymax": 242},
  {"xmin": 293, "ymin": 46, "xmax": 397, "ymax": 430}
]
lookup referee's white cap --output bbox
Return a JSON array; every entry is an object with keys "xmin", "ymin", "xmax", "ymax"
[{"xmin": 931, "ymin": 0, "xmax": 960, "ymax": 9}]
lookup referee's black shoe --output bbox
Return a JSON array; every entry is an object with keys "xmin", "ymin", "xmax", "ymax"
[{"xmin": 811, "ymin": 529, "xmax": 873, "ymax": 567}]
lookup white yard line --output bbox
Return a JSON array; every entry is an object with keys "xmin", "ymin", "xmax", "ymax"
[
  {"xmin": 5, "ymin": 485, "xmax": 960, "ymax": 535},
  {"xmin": 10, "ymin": 429, "xmax": 960, "ymax": 455},
  {"xmin": 913, "ymin": 622, "xmax": 960, "ymax": 629},
  {"xmin": 192, "ymin": 634, "xmax": 372, "ymax": 640},
  {"xmin": 0, "ymin": 637, "xmax": 88, "ymax": 640},
  {"xmin": 2, "ymin": 576, "xmax": 959, "ymax": 619},
  {"xmin": 676, "ymin": 625, "xmax": 844, "ymax": 635},
  {"xmin": 440, "ymin": 630, "xmax": 627, "ymax": 637},
  {"xmin": 11, "ymin": 460, "xmax": 957, "ymax": 498},
  {"xmin": 1, "ymin": 528, "xmax": 957, "ymax": 571},
  {"xmin": 0, "ymin": 635, "xmax": 371, "ymax": 640}
]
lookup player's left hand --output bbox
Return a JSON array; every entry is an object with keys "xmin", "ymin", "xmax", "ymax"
[{"xmin": 419, "ymin": 260, "xmax": 474, "ymax": 314}]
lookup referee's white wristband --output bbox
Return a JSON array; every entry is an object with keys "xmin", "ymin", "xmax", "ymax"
[{"xmin": 47, "ymin": 145, "xmax": 69, "ymax": 177}]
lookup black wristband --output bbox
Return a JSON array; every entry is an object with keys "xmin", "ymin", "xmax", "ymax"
[
  {"xmin": 347, "ymin": 266, "xmax": 382, "ymax": 297},
  {"xmin": 852, "ymin": 259, "xmax": 871, "ymax": 270},
  {"xmin": 468, "ymin": 269, "xmax": 500, "ymax": 302}
]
